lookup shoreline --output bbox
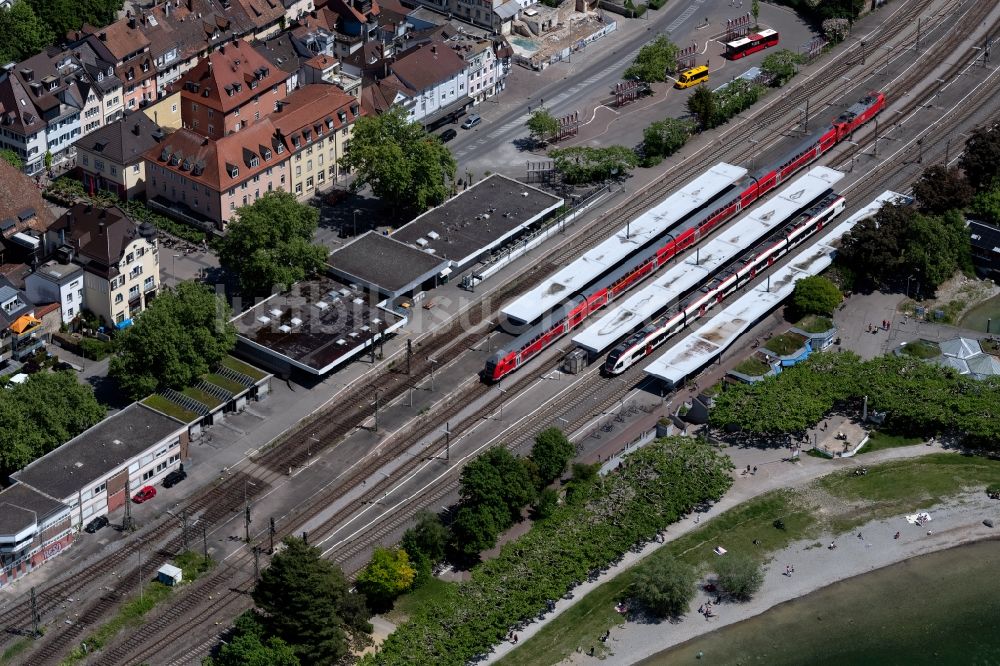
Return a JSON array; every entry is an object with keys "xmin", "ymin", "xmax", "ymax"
[{"xmin": 568, "ymin": 493, "xmax": 999, "ymax": 665}]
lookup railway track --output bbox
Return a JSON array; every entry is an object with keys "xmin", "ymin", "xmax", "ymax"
[{"xmin": 11, "ymin": 1, "xmax": 990, "ymax": 662}]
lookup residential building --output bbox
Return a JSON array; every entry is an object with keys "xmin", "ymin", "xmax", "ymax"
[
  {"xmin": 0, "ymin": 482, "xmax": 73, "ymax": 590},
  {"xmin": 0, "ymin": 70, "xmax": 48, "ymax": 175},
  {"xmin": 361, "ymin": 42, "xmax": 468, "ymax": 125},
  {"xmin": 0, "ymin": 158, "xmax": 54, "ymax": 265},
  {"xmin": 0, "ymin": 284, "xmax": 43, "ymax": 364},
  {"xmin": 75, "ymin": 112, "xmax": 163, "ymax": 200},
  {"xmin": 233, "ymin": 0, "xmax": 288, "ymax": 39},
  {"xmin": 404, "ymin": 0, "xmax": 520, "ymax": 33},
  {"xmin": 323, "ymin": 0, "xmax": 383, "ymax": 57},
  {"xmin": 13, "ymin": 402, "xmax": 188, "ymax": 529},
  {"xmin": 144, "ymin": 121, "xmax": 292, "ymax": 230},
  {"xmin": 45, "ymin": 204, "xmax": 160, "ymax": 327},
  {"xmin": 142, "ymin": 91, "xmax": 183, "ymax": 130},
  {"xmin": 301, "ymin": 54, "xmax": 362, "ymax": 98},
  {"xmin": 25, "ymin": 261, "xmax": 84, "ymax": 324},
  {"xmin": 63, "ymin": 45, "xmax": 125, "ymax": 134},
  {"xmin": 74, "ymin": 20, "xmax": 158, "ymax": 112},
  {"xmin": 172, "ymin": 39, "xmax": 290, "ymax": 140},
  {"xmin": 271, "ymin": 84, "xmax": 360, "ymax": 196}
]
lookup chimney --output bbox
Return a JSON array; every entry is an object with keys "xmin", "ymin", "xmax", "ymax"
[
  {"xmin": 133, "ymin": 123, "xmax": 140, "ymax": 135},
  {"xmin": 165, "ymin": 2, "xmax": 171, "ymax": 16},
  {"xmin": 98, "ymin": 222, "xmax": 105, "ymax": 235},
  {"xmin": 128, "ymin": 16, "xmax": 137, "ymax": 29},
  {"xmin": 431, "ymin": 45, "xmax": 437, "ymax": 54},
  {"xmin": 99, "ymin": 32, "xmax": 107, "ymax": 41}
]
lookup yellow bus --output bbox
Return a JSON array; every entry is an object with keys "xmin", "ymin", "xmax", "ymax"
[{"xmin": 675, "ymin": 65, "xmax": 710, "ymax": 89}]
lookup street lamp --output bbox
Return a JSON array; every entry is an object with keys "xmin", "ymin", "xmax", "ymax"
[
  {"xmin": 244, "ymin": 480, "xmax": 257, "ymax": 542},
  {"xmin": 172, "ymin": 254, "xmax": 181, "ymax": 286},
  {"xmin": 353, "ymin": 209, "xmax": 361, "ymax": 237},
  {"xmin": 906, "ymin": 274, "xmax": 915, "ymax": 299}
]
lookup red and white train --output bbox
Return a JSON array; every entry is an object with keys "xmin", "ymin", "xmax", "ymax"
[
  {"xmin": 724, "ymin": 29, "xmax": 780, "ymax": 60},
  {"xmin": 484, "ymin": 91, "xmax": 885, "ymax": 382},
  {"xmin": 604, "ymin": 192, "xmax": 846, "ymax": 375}
]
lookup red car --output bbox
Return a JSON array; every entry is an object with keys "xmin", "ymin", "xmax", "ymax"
[{"xmin": 132, "ymin": 486, "xmax": 157, "ymax": 503}]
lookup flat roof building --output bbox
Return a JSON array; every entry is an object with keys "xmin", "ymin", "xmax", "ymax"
[
  {"xmin": 327, "ymin": 232, "xmax": 450, "ymax": 298},
  {"xmin": 0, "ymin": 483, "xmax": 73, "ymax": 589},
  {"xmin": 13, "ymin": 403, "xmax": 189, "ymax": 528},
  {"xmin": 232, "ymin": 277, "xmax": 407, "ymax": 376},
  {"xmin": 390, "ymin": 174, "xmax": 562, "ymax": 272}
]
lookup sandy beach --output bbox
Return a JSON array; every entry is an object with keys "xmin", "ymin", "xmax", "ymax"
[{"xmin": 566, "ymin": 492, "xmax": 999, "ymax": 665}]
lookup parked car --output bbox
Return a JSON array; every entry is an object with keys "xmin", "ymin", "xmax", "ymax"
[
  {"xmin": 84, "ymin": 515, "xmax": 109, "ymax": 533},
  {"xmin": 440, "ymin": 128, "xmax": 458, "ymax": 142},
  {"xmin": 461, "ymin": 114, "xmax": 482, "ymax": 129},
  {"xmin": 163, "ymin": 466, "xmax": 187, "ymax": 488},
  {"xmin": 132, "ymin": 486, "xmax": 157, "ymax": 503}
]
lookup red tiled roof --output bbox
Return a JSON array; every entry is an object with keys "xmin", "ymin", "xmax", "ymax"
[
  {"xmin": 390, "ymin": 42, "xmax": 465, "ymax": 93},
  {"xmin": 144, "ymin": 121, "xmax": 287, "ymax": 192},
  {"xmin": 90, "ymin": 20, "xmax": 151, "ymax": 61},
  {"xmin": 234, "ymin": 0, "xmax": 286, "ymax": 28},
  {"xmin": 34, "ymin": 302, "xmax": 61, "ymax": 319},
  {"xmin": 173, "ymin": 39, "xmax": 289, "ymax": 113},
  {"xmin": 0, "ymin": 160, "xmax": 54, "ymax": 233},
  {"xmin": 271, "ymin": 84, "xmax": 359, "ymax": 149}
]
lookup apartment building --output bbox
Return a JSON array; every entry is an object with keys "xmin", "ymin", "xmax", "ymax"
[
  {"xmin": 75, "ymin": 112, "xmax": 163, "ymax": 200},
  {"xmin": 45, "ymin": 204, "xmax": 160, "ymax": 328},
  {"xmin": 362, "ymin": 42, "xmax": 468, "ymax": 125},
  {"xmin": 173, "ymin": 39, "xmax": 290, "ymax": 140},
  {"xmin": 144, "ymin": 121, "xmax": 292, "ymax": 230},
  {"xmin": 271, "ymin": 84, "xmax": 360, "ymax": 196},
  {"xmin": 24, "ymin": 261, "xmax": 84, "ymax": 325}
]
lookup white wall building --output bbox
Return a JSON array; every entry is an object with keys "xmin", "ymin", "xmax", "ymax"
[{"xmin": 24, "ymin": 261, "xmax": 84, "ymax": 324}]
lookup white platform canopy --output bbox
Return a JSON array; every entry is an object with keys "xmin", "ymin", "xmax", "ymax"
[
  {"xmin": 643, "ymin": 191, "xmax": 908, "ymax": 387},
  {"xmin": 572, "ymin": 166, "xmax": 845, "ymax": 354},
  {"xmin": 501, "ymin": 162, "xmax": 747, "ymax": 325}
]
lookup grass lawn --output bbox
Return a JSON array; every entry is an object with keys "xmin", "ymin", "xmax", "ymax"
[
  {"xmin": 795, "ymin": 314, "xmax": 834, "ymax": 334},
  {"xmin": 734, "ymin": 356, "xmax": 771, "ymax": 376},
  {"xmin": 384, "ymin": 577, "xmax": 458, "ymax": 625},
  {"xmin": 0, "ymin": 638, "xmax": 30, "ymax": 664},
  {"xmin": 143, "ymin": 395, "xmax": 199, "ymax": 423},
  {"xmin": 202, "ymin": 372, "xmax": 244, "ymax": 395},
  {"xmin": 858, "ymin": 430, "xmax": 924, "ymax": 455},
  {"xmin": 220, "ymin": 356, "xmax": 266, "ymax": 381},
  {"xmin": 500, "ymin": 454, "xmax": 1000, "ymax": 666},
  {"xmin": 764, "ymin": 333, "xmax": 806, "ymax": 356},
  {"xmin": 899, "ymin": 339, "xmax": 940, "ymax": 359},
  {"xmin": 181, "ymin": 386, "xmax": 223, "ymax": 409}
]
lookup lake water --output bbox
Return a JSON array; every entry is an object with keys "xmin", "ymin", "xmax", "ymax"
[
  {"xmin": 640, "ymin": 539, "xmax": 1000, "ymax": 666},
  {"xmin": 959, "ymin": 293, "xmax": 1000, "ymax": 333}
]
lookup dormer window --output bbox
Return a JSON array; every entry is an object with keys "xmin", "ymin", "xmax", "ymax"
[
  {"xmin": 262, "ymin": 147, "xmax": 272, "ymax": 160},
  {"xmin": 127, "ymin": 68, "xmax": 135, "ymax": 81},
  {"xmin": 338, "ymin": 110, "xmax": 346, "ymax": 123},
  {"xmin": 249, "ymin": 79, "xmax": 258, "ymax": 90},
  {"xmin": 142, "ymin": 61, "xmax": 149, "ymax": 72},
  {"xmin": 275, "ymin": 142, "xmax": 284, "ymax": 154},
  {"xmin": 249, "ymin": 155, "xmax": 259, "ymax": 168},
  {"xmin": 226, "ymin": 163, "xmax": 239, "ymax": 178}
]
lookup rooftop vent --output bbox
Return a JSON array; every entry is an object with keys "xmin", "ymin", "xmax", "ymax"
[
  {"xmin": 315, "ymin": 301, "xmax": 329, "ymax": 310},
  {"xmin": 290, "ymin": 317, "xmax": 302, "ymax": 326},
  {"xmin": 269, "ymin": 308, "xmax": 282, "ymax": 317},
  {"xmin": 426, "ymin": 231, "xmax": 440, "ymax": 240},
  {"xmin": 256, "ymin": 315, "xmax": 271, "ymax": 324},
  {"xmin": 278, "ymin": 324, "xmax": 292, "ymax": 333}
]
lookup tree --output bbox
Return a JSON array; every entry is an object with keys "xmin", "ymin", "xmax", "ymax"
[
  {"xmin": 0, "ymin": 149, "xmax": 23, "ymax": 171},
  {"xmin": 714, "ymin": 552, "xmax": 764, "ymax": 601},
  {"xmin": 208, "ymin": 613, "xmax": 300, "ymax": 666},
  {"xmin": 960, "ymin": 121, "xmax": 1000, "ymax": 191},
  {"xmin": 43, "ymin": 150, "xmax": 52, "ymax": 171},
  {"xmin": 25, "ymin": 0, "xmax": 121, "ymax": 46},
  {"xmin": 970, "ymin": 182, "xmax": 1000, "ymax": 226},
  {"xmin": 624, "ymin": 36, "xmax": 678, "ymax": 83},
  {"xmin": 642, "ymin": 118, "xmax": 693, "ymax": 165},
  {"xmin": 109, "ymin": 281, "xmax": 236, "ymax": 401},
  {"xmin": 791, "ymin": 275, "xmax": 842, "ymax": 316},
  {"xmin": 530, "ymin": 427, "xmax": 575, "ymax": 487},
  {"xmin": 254, "ymin": 537, "xmax": 371, "ymax": 665},
  {"xmin": 531, "ymin": 487, "xmax": 559, "ymax": 520},
  {"xmin": 549, "ymin": 146, "xmax": 638, "ymax": 185},
  {"xmin": 565, "ymin": 461, "xmax": 601, "ymax": 503},
  {"xmin": 912, "ymin": 165, "xmax": 974, "ymax": 214},
  {"xmin": 751, "ymin": 0, "xmax": 760, "ymax": 24},
  {"xmin": 687, "ymin": 86, "xmax": 718, "ymax": 131},
  {"xmin": 400, "ymin": 511, "xmax": 449, "ymax": 564},
  {"xmin": 526, "ymin": 108, "xmax": 559, "ymax": 143},
  {"xmin": 339, "ymin": 106, "xmax": 456, "ymax": 213},
  {"xmin": 356, "ymin": 547, "xmax": 416, "ymax": 609},
  {"xmin": 760, "ymin": 49, "xmax": 804, "ymax": 86},
  {"xmin": 0, "ymin": 1, "xmax": 54, "ymax": 64},
  {"xmin": 459, "ymin": 447, "xmax": 536, "ymax": 523},
  {"xmin": 218, "ymin": 191, "xmax": 327, "ymax": 296},
  {"xmin": 0, "ymin": 371, "xmax": 104, "ymax": 475},
  {"xmin": 629, "ymin": 557, "xmax": 698, "ymax": 618},
  {"xmin": 451, "ymin": 501, "xmax": 502, "ymax": 557}
]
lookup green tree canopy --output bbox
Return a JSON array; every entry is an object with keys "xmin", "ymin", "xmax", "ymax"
[
  {"xmin": 0, "ymin": 371, "xmax": 104, "ymax": 475},
  {"xmin": 760, "ymin": 49, "xmax": 805, "ymax": 86},
  {"xmin": 357, "ymin": 547, "xmax": 416, "ymax": 609},
  {"xmin": 339, "ymin": 106, "xmax": 456, "ymax": 213},
  {"xmin": 912, "ymin": 165, "xmax": 973, "ymax": 214},
  {"xmin": 401, "ymin": 511, "xmax": 449, "ymax": 564},
  {"xmin": 624, "ymin": 36, "xmax": 678, "ymax": 83},
  {"xmin": 25, "ymin": 0, "xmax": 121, "ymax": 42},
  {"xmin": 686, "ymin": 86, "xmax": 717, "ymax": 130},
  {"xmin": 451, "ymin": 502, "xmax": 502, "ymax": 557},
  {"xmin": 549, "ymin": 146, "xmax": 638, "ymax": 185},
  {"xmin": 641, "ymin": 118, "xmax": 693, "ymax": 165},
  {"xmin": 525, "ymin": 108, "xmax": 560, "ymax": 143},
  {"xmin": 970, "ymin": 182, "xmax": 1000, "ymax": 226},
  {"xmin": 791, "ymin": 275, "xmax": 842, "ymax": 316},
  {"xmin": 253, "ymin": 537, "xmax": 371, "ymax": 665},
  {"xmin": 459, "ymin": 447, "xmax": 536, "ymax": 523},
  {"xmin": 530, "ymin": 427, "xmax": 575, "ymax": 487},
  {"xmin": 629, "ymin": 557, "xmax": 698, "ymax": 618},
  {"xmin": 0, "ymin": 149, "xmax": 23, "ymax": 170},
  {"xmin": 208, "ymin": 613, "xmax": 300, "ymax": 666},
  {"xmin": 714, "ymin": 552, "xmax": 764, "ymax": 601},
  {"xmin": 109, "ymin": 281, "xmax": 236, "ymax": 401},
  {"xmin": 960, "ymin": 121, "xmax": 1000, "ymax": 191},
  {"xmin": 0, "ymin": 1, "xmax": 54, "ymax": 64},
  {"xmin": 218, "ymin": 191, "xmax": 327, "ymax": 296}
]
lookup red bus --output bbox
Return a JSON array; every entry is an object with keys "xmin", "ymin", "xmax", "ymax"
[{"xmin": 724, "ymin": 28, "xmax": 779, "ymax": 60}]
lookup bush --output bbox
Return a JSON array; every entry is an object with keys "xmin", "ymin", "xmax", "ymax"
[
  {"xmin": 648, "ymin": 0, "xmax": 667, "ymax": 8},
  {"xmin": 532, "ymin": 488, "xmax": 559, "ymax": 520},
  {"xmin": 629, "ymin": 557, "xmax": 698, "ymax": 618},
  {"xmin": 715, "ymin": 552, "xmax": 765, "ymax": 601},
  {"xmin": 119, "ymin": 200, "xmax": 206, "ymax": 244},
  {"xmin": 78, "ymin": 337, "xmax": 112, "ymax": 361}
]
